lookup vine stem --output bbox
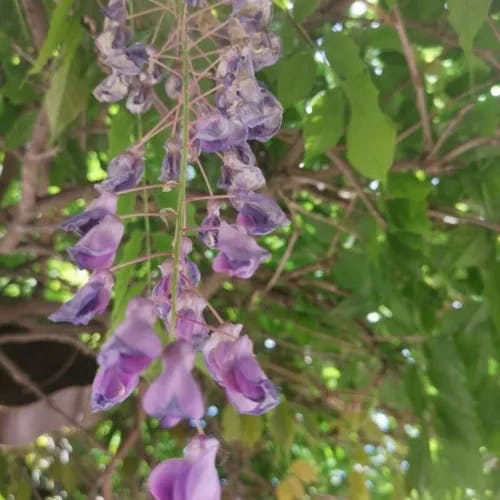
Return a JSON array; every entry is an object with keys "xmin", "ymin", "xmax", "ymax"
[{"xmin": 169, "ymin": 2, "xmax": 190, "ymax": 340}]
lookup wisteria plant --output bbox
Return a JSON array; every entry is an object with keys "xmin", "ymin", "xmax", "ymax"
[{"xmin": 49, "ymin": 0, "xmax": 289, "ymax": 497}]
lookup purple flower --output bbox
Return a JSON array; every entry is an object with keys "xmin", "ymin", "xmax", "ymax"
[
  {"xmin": 93, "ymin": 72, "xmax": 129, "ymax": 103},
  {"xmin": 126, "ymin": 84, "xmax": 153, "ymax": 114},
  {"xmin": 148, "ymin": 436, "xmax": 221, "ymax": 500},
  {"xmin": 216, "ymin": 48, "xmax": 254, "ymax": 87},
  {"xmin": 203, "ymin": 325, "xmax": 278, "ymax": 415},
  {"xmin": 67, "ymin": 215, "xmax": 124, "ymax": 270},
  {"xmin": 49, "ymin": 271, "xmax": 114, "ymax": 325},
  {"xmin": 175, "ymin": 292, "xmax": 209, "ymax": 347},
  {"xmin": 97, "ymin": 151, "xmax": 145, "ymax": 193},
  {"xmin": 232, "ymin": 0, "xmax": 273, "ymax": 33},
  {"xmin": 165, "ymin": 74, "xmax": 182, "ymax": 100},
  {"xmin": 203, "ymin": 323, "xmax": 243, "ymax": 381},
  {"xmin": 218, "ymin": 149, "xmax": 266, "ymax": 192},
  {"xmin": 96, "ymin": 26, "xmax": 131, "ymax": 56},
  {"xmin": 104, "ymin": 43, "xmax": 149, "ymax": 76},
  {"xmin": 102, "ymin": 0, "xmax": 127, "ymax": 23},
  {"xmin": 159, "ymin": 138, "xmax": 181, "ymax": 182},
  {"xmin": 152, "ymin": 238, "xmax": 201, "ymax": 321},
  {"xmin": 249, "ymin": 32, "xmax": 281, "ymax": 70},
  {"xmin": 232, "ymin": 191, "xmax": 289, "ymax": 235},
  {"xmin": 92, "ymin": 298, "xmax": 162, "ymax": 411},
  {"xmin": 233, "ymin": 83, "xmax": 283, "ymax": 142},
  {"xmin": 212, "ymin": 222, "xmax": 269, "ymax": 279},
  {"xmin": 60, "ymin": 192, "xmax": 117, "ymax": 236},
  {"xmin": 195, "ymin": 114, "xmax": 247, "ymax": 153},
  {"xmin": 92, "ymin": 364, "xmax": 139, "ymax": 411},
  {"xmin": 198, "ymin": 202, "xmax": 221, "ymax": 249},
  {"xmin": 143, "ymin": 341, "xmax": 205, "ymax": 428}
]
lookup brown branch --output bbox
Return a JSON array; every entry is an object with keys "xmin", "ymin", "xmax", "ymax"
[
  {"xmin": 391, "ymin": 5, "xmax": 433, "ymax": 153},
  {"xmin": 442, "ymin": 130, "xmax": 500, "ymax": 162},
  {"xmin": 0, "ymin": 1, "xmax": 51, "ymax": 254},
  {"xmin": 430, "ymin": 102, "xmax": 475, "ymax": 156},
  {"xmin": 0, "ymin": 332, "xmax": 96, "ymax": 358},
  {"xmin": 327, "ymin": 152, "xmax": 387, "ymax": 229},
  {"xmin": 20, "ymin": 0, "xmax": 47, "ymax": 51},
  {"xmin": 101, "ymin": 402, "xmax": 145, "ymax": 499},
  {"xmin": 263, "ymin": 228, "xmax": 300, "ymax": 293},
  {"xmin": 428, "ymin": 209, "xmax": 500, "ymax": 233}
]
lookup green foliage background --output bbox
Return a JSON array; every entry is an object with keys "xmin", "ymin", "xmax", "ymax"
[{"xmin": 0, "ymin": 0, "xmax": 499, "ymax": 498}]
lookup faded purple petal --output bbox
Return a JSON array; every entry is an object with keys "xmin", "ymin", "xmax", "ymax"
[
  {"xmin": 126, "ymin": 84, "xmax": 153, "ymax": 114},
  {"xmin": 218, "ymin": 164, "xmax": 265, "ymax": 192},
  {"xmin": 216, "ymin": 48, "xmax": 254, "ymax": 87},
  {"xmin": 49, "ymin": 271, "xmax": 114, "ymax": 325},
  {"xmin": 212, "ymin": 222, "xmax": 269, "ymax": 279},
  {"xmin": 104, "ymin": 43, "xmax": 148, "ymax": 76},
  {"xmin": 102, "ymin": 0, "xmax": 127, "ymax": 22},
  {"xmin": 195, "ymin": 114, "xmax": 247, "ymax": 153},
  {"xmin": 97, "ymin": 151, "xmax": 145, "ymax": 193},
  {"xmin": 232, "ymin": 191, "xmax": 289, "ymax": 235},
  {"xmin": 159, "ymin": 138, "xmax": 181, "ymax": 182},
  {"xmin": 237, "ymin": 84, "xmax": 283, "ymax": 142},
  {"xmin": 176, "ymin": 292, "xmax": 209, "ymax": 347},
  {"xmin": 249, "ymin": 32, "xmax": 281, "ymax": 70},
  {"xmin": 232, "ymin": 0, "xmax": 272, "ymax": 32},
  {"xmin": 67, "ymin": 215, "xmax": 124, "ymax": 270},
  {"xmin": 93, "ymin": 72, "xmax": 129, "ymax": 103},
  {"xmin": 61, "ymin": 192, "xmax": 117, "ymax": 236},
  {"xmin": 165, "ymin": 74, "xmax": 182, "ymax": 100},
  {"xmin": 143, "ymin": 341, "xmax": 204, "ymax": 428},
  {"xmin": 198, "ymin": 202, "xmax": 221, "ymax": 249},
  {"xmin": 96, "ymin": 26, "xmax": 132, "ymax": 55}
]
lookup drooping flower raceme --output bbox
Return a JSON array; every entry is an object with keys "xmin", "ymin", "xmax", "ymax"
[{"xmin": 50, "ymin": 0, "xmax": 288, "ymax": 497}]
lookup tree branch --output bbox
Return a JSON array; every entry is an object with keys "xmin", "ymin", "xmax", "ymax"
[{"xmin": 391, "ymin": 5, "xmax": 433, "ymax": 153}]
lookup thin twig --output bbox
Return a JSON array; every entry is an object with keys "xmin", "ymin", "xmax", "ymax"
[
  {"xmin": 430, "ymin": 102, "xmax": 475, "ymax": 156},
  {"xmin": 391, "ymin": 5, "xmax": 433, "ymax": 153},
  {"xmin": 327, "ymin": 152, "xmax": 387, "ymax": 229}
]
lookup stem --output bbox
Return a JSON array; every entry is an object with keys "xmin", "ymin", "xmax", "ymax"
[
  {"xmin": 169, "ymin": 2, "xmax": 190, "ymax": 339},
  {"xmin": 138, "ymin": 117, "xmax": 153, "ymax": 294},
  {"xmin": 117, "ymin": 183, "xmax": 176, "ymax": 195},
  {"xmin": 111, "ymin": 252, "xmax": 172, "ymax": 272},
  {"xmin": 120, "ymin": 211, "xmax": 177, "ymax": 220}
]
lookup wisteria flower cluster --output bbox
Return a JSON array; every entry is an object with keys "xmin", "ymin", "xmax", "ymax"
[{"xmin": 50, "ymin": 0, "xmax": 289, "ymax": 498}]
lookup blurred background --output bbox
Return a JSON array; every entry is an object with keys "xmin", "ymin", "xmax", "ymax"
[{"xmin": 0, "ymin": 0, "xmax": 499, "ymax": 498}]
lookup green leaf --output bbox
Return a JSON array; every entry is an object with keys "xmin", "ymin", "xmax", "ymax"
[
  {"xmin": 111, "ymin": 231, "xmax": 144, "ymax": 330},
  {"xmin": 44, "ymin": 25, "xmax": 88, "ymax": 140},
  {"xmin": 448, "ymin": 0, "xmax": 492, "ymax": 56},
  {"xmin": 269, "ymin": 401, "xmax": 295, "ymax": 451},
  {"xmin": 4, "ymin": 109, "xmax": 37, "ymax": 150},
  {"xmin": 240, "ymin": 414, "xmax": 263, "ymax": 448},
  {"xmin": 303, "ymin": 88, "xmax": 345, "ymax": 161},
  {"xmin": 293, "ymin": 0, "xmax": 320, "ymax": 22},
  {"xmin": 108, "ymin": 107, "xmax": 135, "ymax": 158},
  {"xmin": 323, "ymin": 32, "xmax": 395, "ymax": 179},
  {"xmin": 222, "ymin": 405, "xmax": 241, "ymax": 442},
  {"xmin": 425, "ymin": 336, "xmax": 484, "ymax": 488},
  {"xmin": 30, "ymin": 0, "xmax": 75, "ymax": 74},
  {"xmin": 346, "ymin": 101, "xmax": 396, "ymax": 179},
  {"xmin": 277, "ymin": 51, "xmax": 316, "ymax": 107}
]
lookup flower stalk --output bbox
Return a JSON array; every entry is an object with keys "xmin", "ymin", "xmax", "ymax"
[{"xmin": 169, "ymin": 2, "xmax": 191, "ymax": 342}]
